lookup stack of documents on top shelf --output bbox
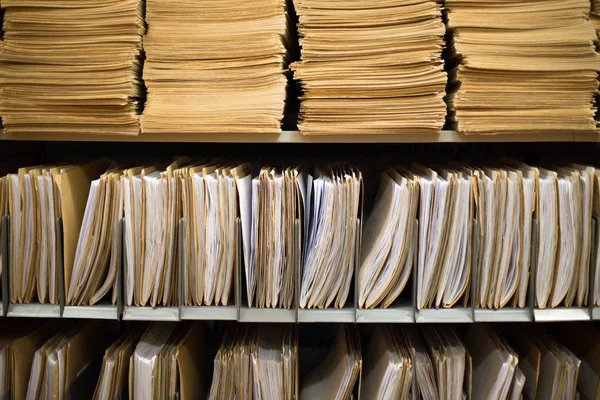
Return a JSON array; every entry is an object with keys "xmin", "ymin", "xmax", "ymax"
[
  {"xmin": 464, "ymin": 324, "xmax": 523, "ymax": 400},
  {"xmin": 240, "ymin": 166, "xmax": 306, "ymax": 309},
  {"xmin": 0, "ymin": 0, "xmax": 144, "ymax": 135},
  {"xmin": 415, "ymin": 165, "xmax": 473, "ymax": 310},
  {"xmin": 208, "ymin": 324, "xmax": 297, "ymax": 400},
  {"xmin": 123, "ymin": 159, "xmax": 189, "ymax": 308},
  {"xmin": 358, "ymin": 169, "xmax": 418, "ymax": 309},
  {"xmin": 141, "ymin": 0, "xmax": 293, "ymax": 134},
  {"xmin": 131, "ymin": 322, "xmax": 204, "ymax": 400},
  {"xmin": 300, "ymin": 165, "xmax": 362, "ymax": 309},
  {"xmin": 300, "ymin": 325, "xmax": 361, "ymax": 400},
  {"xmin": 93, "ymin": 325, "xmax": 145, "ymax": 400},
  {"xmin": 474, "ymin": 162, "xmax": 537, "ymax": 309},
  {"xmin": 5, "ymin": 160, "xmax": 108, "ymax": 305},
  {"xmin": 536, "ymin": 165, "xmax": 596, "ymax": 309},
  {"xmin": 360, "ymin": 325, "xmax": 413, "ymax": 399},
  {"xmin": 180, "ymin": 162, "xmax": 247, "ymax": 307},
  {"xmin": 26, "ymin": 321, "xmax": 114, "ymax": 400},
  {"xmin": 446, "ymin": 0, "xmax": 600, "ymax": 134},
  {"xmin": 291, "ymin": 0, "xmax": 447, "ymax": 135},
  {"xmin": 67, "ymin": 166, "xmax": 123, "ymax": 306}
]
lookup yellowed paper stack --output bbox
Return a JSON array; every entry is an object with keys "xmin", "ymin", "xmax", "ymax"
[
  {"xmin": 207, "ymin": 324, "xmax": 297, "ymax": 400},
  {"xmin": 0, "ymin": 0, "xmax": 144, "ymax": 135},
  {"xmin": 291, "ymin": 0, "xmax": 447, "ymax": 135},
  {"xmin": 300, "ymin": 165, "xmax": 363, "ymax": 309},
  {"xmin": 5, "ymin": 160, "xmax": 109, "ymax": 305},
  {"xmin": 130, "ymin": 322, "xmax": 204, "ymax": 400},
  {"xmin": 535, "ymin": 164, "xmax": 596, "ymax": 309},
  {"xmin": 446, "ymin": 0, "xmax": 600, "ymax": 134},
  {"xmin": 142, "ymin": 0, "xmax": 291, "ymax": 134},
  {"xmin": 67, "ymin": 167, "xmax": 123, "ymax": 306}
]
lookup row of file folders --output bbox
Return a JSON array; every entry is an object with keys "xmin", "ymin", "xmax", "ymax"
[
  {"xmin": 0, "ymin": 159, "xmax": 599, "ymax": 321},
  {"xmin": 0, "ymin": 320, "xmax": 599, "ymax": 400}
]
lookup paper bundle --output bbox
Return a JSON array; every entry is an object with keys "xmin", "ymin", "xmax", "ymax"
[
  {"xmin": 446, "ymin": 0, "xmax": 600, "ymax": 134},
  {"xmin": 142, "ymin": 0, "xmax": 292, "ymax": 133},
  {"xmin": 0, "ymin": 0, "xmax": 144, "ymax": 135},
  {"xmin": 291, "ymin": 0, "xmax": 447, "ymax": 135}
]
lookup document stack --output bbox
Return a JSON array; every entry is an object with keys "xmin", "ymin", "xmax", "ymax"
[
  {"xmin": 180, "ymin": 162, "xmax": 248, "ymax": 307},
  {"xmin": 123, "ymin": 159, "xmax": 189, "ymax": 308},
  {"xmin": 242, "ymin": 166, "xmax": 305, "ymax": 309},
  {"xmin": 464, "ymin": 324, "xmax": 523, "ymax": 399},
  {"xmin": 419, "ymin": 325, "xmax": 469, "ymax": 399},
  {"xmin": 300, "ymin": 165, "xmax": 362, "ymax": 309},
  {"xmin": 291, "ymin": 0, "xmax": 447, "ymax": 135},
  {"xmin": 5, "ymin": 161, "xmax": 108, "ymax": 305},
  {"xmin": 131, "ymin": 323, "xmax": 204, "ymax": 400},
  {"xmin": 300, "ymin": 325, "xmax": 361, "ymax": 400},
  {"xmin": 26, "ymin": 321, "xmax": 114, "ymax": 400},
  {"xmin": 446, "ymin": 0, "xmax": 600, "ymax": 134},
  {"xmin": 142, "ymin": 0, "xmax": 292, "ymax": 133},
  {"xmin": 68, "ymin": 167, "xmax": 124, "ymax": 306},
  {"xmin": 0, "ymin": 0, "xmax": 144, "ymax": 135},
  {"xmin": 208, "ymin": 324, "xmax": 297, "ymax": 399},
  {"xmin": 474, "ymin": 163, "xmax": 537, "ymax": 309},
  {"xmin": 361, "ymin": 325, "xmax": 413, "ymax": 399},
  {"xmin": 0, "ymin": 321, "xmax": 57, "ymax": 400},
  {"xmin": 535, "ymin": 165, "xmax": 596, "ymax": 309},
  {"xmin": 358, "ymin": 169, "xmax": 418, "ymax": 309},
  {"xmin": 93, "ymin": 326, "xmax": 145, "ymax": 400},
  {"xmin": 415, "ymin": 166, "xmax": 473, "ymax": 310}
]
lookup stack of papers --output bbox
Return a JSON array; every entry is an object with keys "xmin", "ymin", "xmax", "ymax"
[
  {"xmin": 68, "ymin": 167, "xmax": 123, "ymax": 306},
  {"xmin": 420, "ymin": 325, "xmax": 469, "ymax": 400},
  {"xmin": 0, "ymin": 0, "xmax": 144, "ymax": 135},
  {"xmin": 291, "ymin": 0, "xmax": 447, "ymax": 135},
  {"xmin": 300, "ymin": 325, "xmax": 361, "ymax": 400},
  {"xmin": 207, "ymin": 324, "xmax": 297, "ymax": 399},
  {"xmin": 179, "ymin": 162, "xmax": 247, "ymax": 307},
  {"xmin": 26, "ymin": 321, "xmax": 113, "ymax": 400},
  {"xmin": 241, "ymin": 166, "xmax": 306, "ymax": 309},
  {"xmin": 473, "ymin": 162, "xmax": 537, "ymax": 309},
  {"xmin": 123, "ymin": 159, "xmax": 189, "ymax": 308},
  {"xmin": 360, "ymin": 325, "xmax": 413, "ymax": 399},
  {"xmin": 131, "ymin": 322, "xmax": 204, "ymax": 400},
  {"xmin": 464, "ymin": 324, "xmax": 521, "ymax": 400},
  {"xmin": 404, "ymin": 326, "xmax": 441, "ymax": 400},
  {"xmin": 5, "ymin": 161, "xmax": 108, "ymax": 305},
  {"xmin": 535, "ymin": 165, "xmax": 596, "ymax": 309},
  {"xmin": 300, "ymin": 165, "xmax": 362, "ymax": 309},
  {"xmin": 141, "ymin": 0, "xmax": 291, "ymax": 133},
  {"xmin": 358, "ymin": 169, "xmax": 418, "ymax": 309},
  {"xmin": 446, "ymin": 0, "xmax": 600, "ymax": 134},
  {"xmin": 415, "ymin": 166, "xmax": 473, "ymax": 310},
  {"xmin": 93, "ymin": 326, "xmax": 145, "ymax": 400}
]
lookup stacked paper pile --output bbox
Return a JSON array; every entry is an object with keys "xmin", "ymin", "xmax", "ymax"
[
  {"xmin": 446, "ymin": 0, "xmax": 600, "ymax": 134},
  {"xmin": 291, "ymin": 0, "xmax": 447, "ymax": 135},
  {"xmin": 0, "ymin": 0, "xmax": 144, "ymax": 135},
  {"xmin": 142, "ymin": 0, "xmax": 291, "ymax": 134}
]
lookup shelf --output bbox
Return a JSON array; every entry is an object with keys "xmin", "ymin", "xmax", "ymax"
[
  {"xmin": 298, "ymin": 308, "xmax": 355, "ymax": 323},
  {"xmin": 180, "ymin": 306, "xmax": 237, "ymax": 321},
  {"xmin": 7, "ymin": 303, "xmax": 61, "ymax": 318},
  {"xmin": 592, "ymin": 307, "xmax": 600, "ymax": 320},
  {"xmin": 415, "ymin": 307, "xmax": 474, "ymax": 323},
  {"xmin": 474, "ymin": 308, "xmax": 532, "ymax": 322},
  {"xmin": 533, "ymin": 307, "xmax": 591, "ymax": 322},
  {"xmin": 122, "ymin": 306, "xmax": 179, "ymax": 321},
  {"xmin": 0, "ymin": 130, "xmax": 597, "ymax": 143},
  {"xmin": 63, "ymin": 304, "xmax": 119, "ymax": 320},
  {"xmin": 238, "ymin": 307, "xmax": 296, "ymax": 323},
  {"xmin": 356, "ymin": 306, "xmax": 414, "ymax": 323}
]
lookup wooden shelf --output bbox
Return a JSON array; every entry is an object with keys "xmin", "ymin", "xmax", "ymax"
[{"xmin": 1, "ymin": 130, "xmax": 598, "ymax": 143}]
